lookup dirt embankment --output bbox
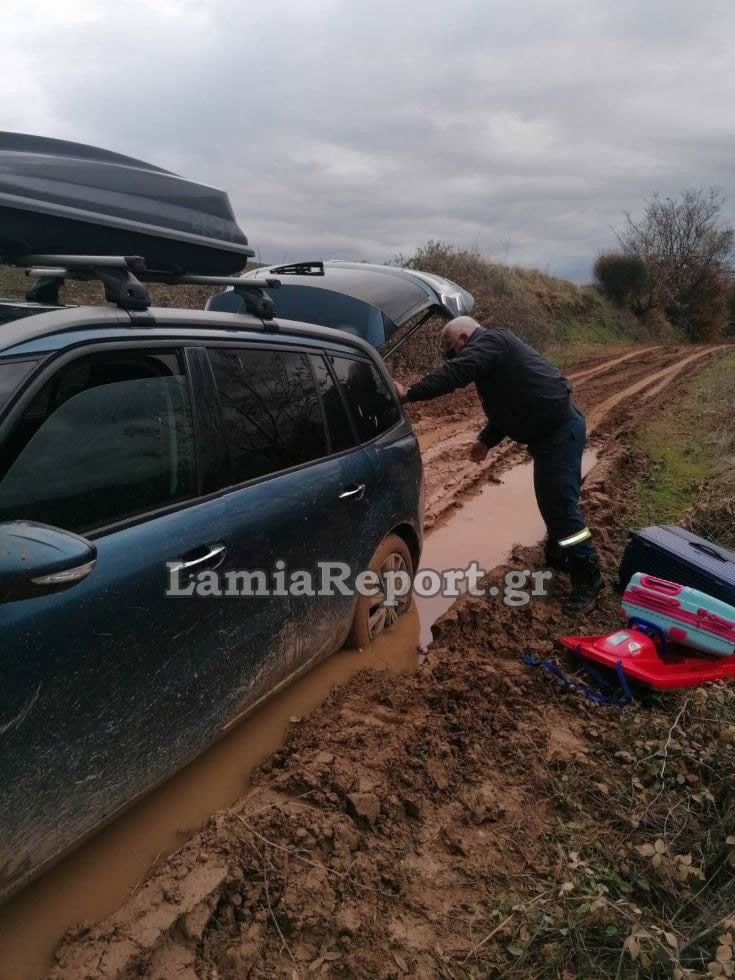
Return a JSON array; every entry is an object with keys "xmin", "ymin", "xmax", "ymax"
[{"xmin": 43, "ymin": 344, "xmax": 735, "ymax": 980}]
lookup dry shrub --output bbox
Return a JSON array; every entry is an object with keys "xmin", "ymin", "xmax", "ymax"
[
  {"xmin": 681, "ymin": 270, "xmax": 730, "ymax": 342},
  {"xmin": 687, "ymin": 495, "xmax": 735, "ymax": 549},
  {"xmin": 382, "ymin": 312, "xmax": 446, "ymax": 377},
  {"xmin": 616, "ymin": 188, "xmax": 734, "ymax": 342},
  {"xmin": 640, "ymin": 306, "xmax": 680, "ymax": 342},
  {"xmin": 386, "ymin": 241, "xmax": 647, "ymax": 377}
]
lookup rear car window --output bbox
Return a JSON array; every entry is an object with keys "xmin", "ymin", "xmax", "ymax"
[
  {"xmin": 208, "ymin": 347, "xmax": 328, "ymax": 484},
  {"xmin": 0, "ymin": 358, "xmax": 38, "ymax": 412},
  {"xmin": 309, "ymin": 355, "xmax": 355, "ymax": 453},
  {"xmin": 328, "ymin": 355, "xmax": 401, "ymax": 443},
  {"xmin": 0, "ymin": 350, "xmax": 196, "ymax": 533}
]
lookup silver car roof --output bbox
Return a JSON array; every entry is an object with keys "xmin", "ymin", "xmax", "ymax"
[{"xmin": 0, "ymin": 305, "xmax": 386, "ymax": 365}]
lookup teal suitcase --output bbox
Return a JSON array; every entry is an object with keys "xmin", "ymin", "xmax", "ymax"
[{"xmin": 621, "ymin": 572, "xmax": 735, "ymax": 658}]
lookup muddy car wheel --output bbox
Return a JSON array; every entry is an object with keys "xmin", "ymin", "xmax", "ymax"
[{"xmin": 347, "ymin": 534, "xmax": 414, "ymax": 649}]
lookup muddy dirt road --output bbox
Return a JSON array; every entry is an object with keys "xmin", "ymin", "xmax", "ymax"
[
  {"xmin": 0, "ymin": 343, "xmax": 728, "ymax": 980},
  {"xmin": 414, "ymin": 344, "xmax": 715, "ymax": 527}
]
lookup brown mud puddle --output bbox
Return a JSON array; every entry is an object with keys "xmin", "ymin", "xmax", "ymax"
[
  {"xmin": 415, "ymin": 449, "xmax": 598, "ymax": 646},
  {"xmin": 0, "ymin": 614, "xmax": 420, "ymax": 980}
]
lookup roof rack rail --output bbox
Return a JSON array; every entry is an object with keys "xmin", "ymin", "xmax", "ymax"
[
  {"xmin": 14, "ymin": 254, "xmax": 282, "ymax": 320},
  {"xmin": 20, "ymin": 254, "xmax": 151, "ymax": 310}
]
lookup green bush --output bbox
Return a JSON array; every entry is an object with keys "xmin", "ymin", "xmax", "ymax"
[{"xmin": 593, "ymin": 252, "xmax": 649, "ymax": 308}]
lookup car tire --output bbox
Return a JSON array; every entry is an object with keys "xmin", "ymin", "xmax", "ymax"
[{"xmin": 347, "ymin": 533, "xmax": 414, "ymax": 649}]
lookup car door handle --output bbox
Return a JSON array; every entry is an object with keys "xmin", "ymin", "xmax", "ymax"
[
  {"xmin": 171, "ymin": 544, "xmax": 227, "ymax": 572},
  {"xmin": 338, "ymin": 483, "xmax": 366, "ymax": 500}
]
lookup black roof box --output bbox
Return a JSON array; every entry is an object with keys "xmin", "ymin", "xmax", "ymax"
[{"xmin": 0, "ymin": 132, "xmax": 254, "ymax": 275}]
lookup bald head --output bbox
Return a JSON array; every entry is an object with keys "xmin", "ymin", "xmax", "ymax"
[{"xmin": 441, "ymin": 315, "xmax": 482, "ymax": 356}]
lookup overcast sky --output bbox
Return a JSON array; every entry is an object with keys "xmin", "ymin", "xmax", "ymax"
[{"xmin": 3, "ymin": 0, "xmax": 734, "ymax": 281}]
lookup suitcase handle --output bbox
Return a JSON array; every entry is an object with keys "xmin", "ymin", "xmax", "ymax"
[
  {"xmin": 629, "ymin": 585, "xmax": 680, "ymax": 608},
  {"xmin": 689, "ymin": 541, "xmax": 726, "ymax": 561},
  {"xmin": 639, "ymin": 575, "xmax": 682, "ymax": 595}
]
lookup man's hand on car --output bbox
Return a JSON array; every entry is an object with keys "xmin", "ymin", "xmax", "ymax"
[
  {"xmin": 394, "ymin": 381, "xmax": 406, "ymax": 402},
  {"xmin": 469, "ymin": 439, "xmax": 489, "ymax": 463}
]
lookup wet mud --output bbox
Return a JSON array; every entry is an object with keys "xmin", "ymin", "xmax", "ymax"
[{"xmin": 0, "ymin": 343, "xmax": 729, "ymax": 980}]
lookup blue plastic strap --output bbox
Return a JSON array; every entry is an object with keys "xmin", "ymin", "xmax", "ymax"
[{"xmin": 521, "ymin": 648, "xmax": 632, "ymax": 707}]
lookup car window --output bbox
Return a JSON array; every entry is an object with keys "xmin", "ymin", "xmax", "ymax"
[
  {"xmin": 0, "ymin": 359, "xmax": 38, "ymax": 412},
  {"xmin": 328, "ymin": 355, "xmax": 401, "ymax": 443},
  {"xmin": 208, "ymin": 347, "xmax": 327, "ymax": 485},
  {"xmin": 0, "ymin": 351, "xmax": 196, "ymax": 533},
  {"xmin": 309, "ymin": 354, "xmax": 355, "ymax": 453}
]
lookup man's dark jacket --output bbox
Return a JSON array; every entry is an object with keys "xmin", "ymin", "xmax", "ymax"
[{"xmin": 405, "ymin": 327, "xmax": 573, "ymax": 449}]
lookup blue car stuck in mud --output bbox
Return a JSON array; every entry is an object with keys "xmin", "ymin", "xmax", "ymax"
[{"xmin": 0, "ymin": 133, "xmax": 473, "ymax": 900}]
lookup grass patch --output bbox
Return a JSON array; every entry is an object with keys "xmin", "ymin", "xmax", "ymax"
[
  {"xmin": 634, "ymin": 353, "xmax": 735, "ymax": 532},
  {"xmin": 449, "ymin": 685, "xmax": 735, "ymax": 979}
]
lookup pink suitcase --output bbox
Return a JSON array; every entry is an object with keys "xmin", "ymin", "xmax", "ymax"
[{"xmin": 621, "ymin": 573, "xmax": 735, "ymax": 658}]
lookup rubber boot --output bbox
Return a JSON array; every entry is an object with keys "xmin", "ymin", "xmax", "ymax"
[
  {"xmin": 544, "ymin": 538, "xmax": 568, "ymax": 573},
  {"xmin": 563, "ymin": 554, "xmax": 605, "ymax": 614}
]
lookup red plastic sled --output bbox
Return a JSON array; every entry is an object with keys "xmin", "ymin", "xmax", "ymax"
[{"xmin": 560, "ymin": 627, "xmax": 735, "ymax": 690}]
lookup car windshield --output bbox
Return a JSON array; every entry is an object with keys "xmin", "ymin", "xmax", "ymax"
[{"xmin": 0, "ymin": 359, "xmax": 39, "ymax": 412}]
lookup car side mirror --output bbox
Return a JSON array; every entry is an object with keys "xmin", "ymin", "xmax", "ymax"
[{"xmin": 0, "ymin": 521, "xmax": 97, "ymax": 602}]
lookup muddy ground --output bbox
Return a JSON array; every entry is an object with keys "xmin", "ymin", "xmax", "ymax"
[
  {"xmin": 33, "ymin": 344, "xmax": 735, "ymax": 978},
  {"xmin": 413, "ymin": 344, "xmax": 714, "ymax": 528}
]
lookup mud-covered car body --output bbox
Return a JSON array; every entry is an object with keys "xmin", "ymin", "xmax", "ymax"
[
  {"xmin": 0, "ymin": 131, "xmax": 475, "ymax": 901},
  {"xmin": 0, "ymin": 302, "xmax": 422, "ymax": 901}
]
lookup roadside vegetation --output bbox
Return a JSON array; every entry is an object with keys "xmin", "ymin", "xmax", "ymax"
[
  {"xmin": 635, "ymin": 352, "xmax": 735, "ymax": 547},
  {"xmin": 386, "ymin": 241, "xmax": 652, "ymax": 376},
  {"xmin": 594, "ymin": 188, "xmax": 735, "ymax": 343}
]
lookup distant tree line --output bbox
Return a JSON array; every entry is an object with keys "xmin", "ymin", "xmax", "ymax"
[{"xmin": 594, "ymin": 188, "xmax": 735, "ymax": 340}]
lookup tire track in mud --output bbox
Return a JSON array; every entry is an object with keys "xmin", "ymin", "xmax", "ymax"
[
  {"xmin": 420, "ymin": 345, "xmax": 720, "ymax": 528},
  {"xmin": 585, "ymin": 346, "xmax": 720, "ymax": 431},
  {"xmin": 566, "ymin": 345, "xmax": 658, "ymax": 383}
]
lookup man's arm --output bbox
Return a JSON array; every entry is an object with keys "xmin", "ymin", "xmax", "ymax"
[{"xmin": 402, "ymin": 339, "xmax": 494, "ymax": 402}]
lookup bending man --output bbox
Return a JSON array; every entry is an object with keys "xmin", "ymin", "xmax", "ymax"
[{"xmin": 394, "ymin": 316, "xmax": 604, "ymax": 614}]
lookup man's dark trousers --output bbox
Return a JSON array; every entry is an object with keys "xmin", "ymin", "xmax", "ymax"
[{"xmin": 528, "ymin": 404, "xmax": 596, "ymax": 562}]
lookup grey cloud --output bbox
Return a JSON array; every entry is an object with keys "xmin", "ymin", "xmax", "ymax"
[{"xmin": 2, "ymin": 0, "xmax": 734, "ymax": 281}]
